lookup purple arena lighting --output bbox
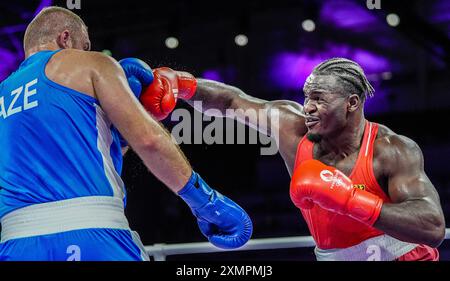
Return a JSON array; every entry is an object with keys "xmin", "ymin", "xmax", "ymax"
[
  {"xmin": 270, "ymin": 47, "xmax": 391, "ymax": 90},
  {"xmin": 0, "ymin": 0, "xmax": 54, "ymax": 81},
  {"xmin": 352, "ymin": 49, "xmax": 391, "ymax": 74},
  {"xmin": 269, "ymin": 46, "xmax": 393, "ymax": 114},
  {"xmin": 33, "ymin": 0, "xmax": 54, "ymax": 17},
  {"xmin": 320, "ymin": 0, "xmax": 378, "ymax": 32},
  {"xmin": 364, "ymin": 88, "xmax": 391, "ymax": 115},
  {"xmin": 429, "ymin": 1, "xmax": 450, "ymax": 23},
  {"xmin": 0, "ymin": 24, "xmax": 27, "ymax": 35},
  {"xmin": 202, "ymin": 69, "xmax": 224, "ymax": 82},
  {"xmin": 201, "ymin": 67, "xmax": 237, "ymax": 84},
  {"xmin": 270, "ymin": 53, "xmax": 323, "ymax": 90},
  {"xmin": 0, "ymin": 48, "xmax": 17, "ymax": 81}
]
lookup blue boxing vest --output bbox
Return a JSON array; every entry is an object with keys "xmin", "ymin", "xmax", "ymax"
[{"xmin": 0, "ymin": 50, "xmax": 127, "ymax": 219}]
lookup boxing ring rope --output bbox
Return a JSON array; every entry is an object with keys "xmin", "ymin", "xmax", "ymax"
[{"xmin": 145, "ymin": 228, "xmax": 450, "ymax": 261}]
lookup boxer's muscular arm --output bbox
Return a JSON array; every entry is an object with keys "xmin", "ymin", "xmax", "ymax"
[
  {"xmin": 186, "ymin": 79, "xmax": 307, "ymax": 175},
  {"xmin": 373, "ymin": 135, "xmax": 445, "ymax": 247},
  {"xmin": 90, "ymin": 53, "xmax": 192, "ymax": 192}
]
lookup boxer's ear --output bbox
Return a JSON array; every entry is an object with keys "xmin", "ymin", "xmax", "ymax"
[
  {"xmin": 347, "ymin": 94, "xmax": 361, "ymax": 113},
  {"xmin": 56, "ymin": 30, "xmax": 72, "ymax": 49}
]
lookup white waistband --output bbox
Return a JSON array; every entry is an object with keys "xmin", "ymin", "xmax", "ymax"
[
  {"xmin": 314, "ymin": 234, "xmax": 418, "ymax": 261},
  {"xmin": 1, "ymin": 196, "xmax": 130, "ymax": 243}
]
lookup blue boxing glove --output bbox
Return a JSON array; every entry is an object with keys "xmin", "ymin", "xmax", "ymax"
[
  {"xmin": 117, "ymin": 58, "xmax": 154, "ymax": 147},
  {"xmin": 178, "ymin": 171, "xmax": 253, "ymax": 249},
  {"xmin": 119, "ymin": 58, "xmax": 154, "ymax": 98}
]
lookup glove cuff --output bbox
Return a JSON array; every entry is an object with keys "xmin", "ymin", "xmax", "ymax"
[
  {"xmin": 347, "ymin": 189, "xmax": 383, "ymax": 226},
  {"xmin": 177, "ymin": 171, "xmax": 213, "ymax": 209},
  {"xmin": 177, "ymin": 72, "xmax": 197, "ymax": 100}
]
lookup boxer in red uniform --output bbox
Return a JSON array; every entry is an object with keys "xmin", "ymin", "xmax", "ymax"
[{"xmin": 146, "ymin": 58, "xmax": 445, "ymax": 261}]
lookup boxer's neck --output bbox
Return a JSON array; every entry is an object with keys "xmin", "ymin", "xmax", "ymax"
[
  {"xmin": 318, "ymin": 111, "xmax": 366, "ymax": 158},
  {"xmin": 25, "ymin": 42, "xmax": 61, "ymax": 59}
]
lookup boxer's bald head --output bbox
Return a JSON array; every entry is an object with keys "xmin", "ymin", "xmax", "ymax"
[{"xmin": 24, "ymin": 6, "xmax": 90, "ymax": 56}]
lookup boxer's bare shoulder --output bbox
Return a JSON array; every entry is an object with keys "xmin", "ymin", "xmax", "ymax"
[
  {"xmin": 44, "ymin": 50, "xmax": 118, "ymax": 98},
  {"xmin": 373, "ymin": 122, "xmax": 427, "ymax": 196},
  {"xmin": 374, "ymin": 123, "xmax": 422, "ymax": 169}
]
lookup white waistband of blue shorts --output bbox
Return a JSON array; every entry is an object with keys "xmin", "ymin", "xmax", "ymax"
[
  {"xmin": 1, "ymin": 196, "xmax": 130, "ymax": 243},
  {"xmin": 314, "ymin": 234, "xmax": 418, "ymax": 261}
]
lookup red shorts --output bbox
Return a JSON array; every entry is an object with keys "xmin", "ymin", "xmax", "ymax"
[{"xmin": 396, "ymin": 244, "xmax": 439, "ymax": 261}]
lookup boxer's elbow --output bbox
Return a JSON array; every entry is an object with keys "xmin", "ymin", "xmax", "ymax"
[
  {"xmin": 414, "ymin": 208, "xmax": 446, "ymax": 248},
  {"xmin": 425, "ymin": 214, "xmax": 446, "ymax": 248}
]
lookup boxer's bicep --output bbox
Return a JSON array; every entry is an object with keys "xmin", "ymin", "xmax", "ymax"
[
  {"xmin": 229, "ymin": 97, "xmax": 307, "ymax": 170},
  {"xmin": 264, "ymin": 100, "xmax": 306, "ymax": 134},
  {"xmin": 374, "ymin": 137, "xmax": 444, "ymax": 246},
  {"xmin": 90, "ymin": 53, "xmax": 161, "ymax": 150}
]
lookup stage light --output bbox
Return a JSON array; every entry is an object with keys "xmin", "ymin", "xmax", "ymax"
[
  {"xmin": 234, "ymin": 34, "xmax": 248, "ymax": 46},
  {"xmin": 386, "ymin": 13, "xmax": 400, "ymax": 27},
  {"xmin": 302, "ymin": 19, "xmax": 315, "ymax": 32},
  {"xmin": 165, "ymin": 37, "xmax": 179, "ymax": 49}
]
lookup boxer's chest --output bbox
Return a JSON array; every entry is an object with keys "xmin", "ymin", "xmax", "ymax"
[
  {"xmin": 313, "ymin": 146, "xmax": 358, "ymax": 176},
  {"xmin": 312, "ymin": 144, "xmax": 388, "ymax": 194}
]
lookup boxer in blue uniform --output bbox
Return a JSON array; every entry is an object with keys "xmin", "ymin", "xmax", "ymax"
[{"xmin": 0, "ymin": 6, "xmax": 252, "ymax": 261}]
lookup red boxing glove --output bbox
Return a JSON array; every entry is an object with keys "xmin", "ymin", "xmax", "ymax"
[
  {"xmin": 140, "ymin": 67, "xmax": 177, "ymax": 120},
  {"xmin": 290, "ymin": 159, "xmax": 383, "ymax": 226},
  {"xmin": 176, "ymin": 70, "xmax": 197, "ymax": 100},
  {"xmin": 140, "ymin": 67, "xmax": 197, "ymax": 120}
]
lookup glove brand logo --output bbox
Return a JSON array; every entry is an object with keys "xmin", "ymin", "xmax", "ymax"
[
  {"xmin": 320, "ymin": 170, "xmax": 334, "ymax": 183},
  {"xmin": 353, "ymin": 184, "xmax": 366, "ymax": 190}
]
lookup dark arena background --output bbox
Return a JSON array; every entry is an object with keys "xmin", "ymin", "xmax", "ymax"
[{"xmin": 1, "ymin": 0, "xmax": 450, "ymax": 261}]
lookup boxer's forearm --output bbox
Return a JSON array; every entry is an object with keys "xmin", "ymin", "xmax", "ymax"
[
  {"xmin": 132, "ymin": 124, "xmax": 192, "ymax": 193},
  {"xmin": 186, "ymin": 78, "xmax": 305, "ymax": 145},
  {"xmin": 186, "ymin": 79, "xmax": 261, "ymax": 115},
  {"xmin": 186, "ymin": 79, "xmax": 235, "ymax": 114},
  {"xmin": 374, "ymin": 199, "xmax": 445, "ymax": 248}
]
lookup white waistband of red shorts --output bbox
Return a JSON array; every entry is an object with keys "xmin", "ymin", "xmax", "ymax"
[
  {"xmin": 1, "ymin": 196, "xmax": 130, "ymax": 243},
  {"xmin": 314, "ymin": 234, "xmax": 418, "ymax": 261}
]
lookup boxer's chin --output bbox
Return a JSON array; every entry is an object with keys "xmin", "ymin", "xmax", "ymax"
[{"xmin": 307, "ymin": 133, "xmax": 322, "ymax": 143}]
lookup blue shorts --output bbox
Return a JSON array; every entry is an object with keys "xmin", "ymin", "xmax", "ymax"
[
  {"xmin": 0, "ymin": 196, "xmax": 150, "ymax": 261},
  {"xmin": 0, "ymin": 228, "xmax": 149, "ymax": 261}
]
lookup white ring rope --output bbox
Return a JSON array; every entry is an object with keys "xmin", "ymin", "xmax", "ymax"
[{"xmin": 145, "ymin": 228, "xmax": 450, "ymax": 261}]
